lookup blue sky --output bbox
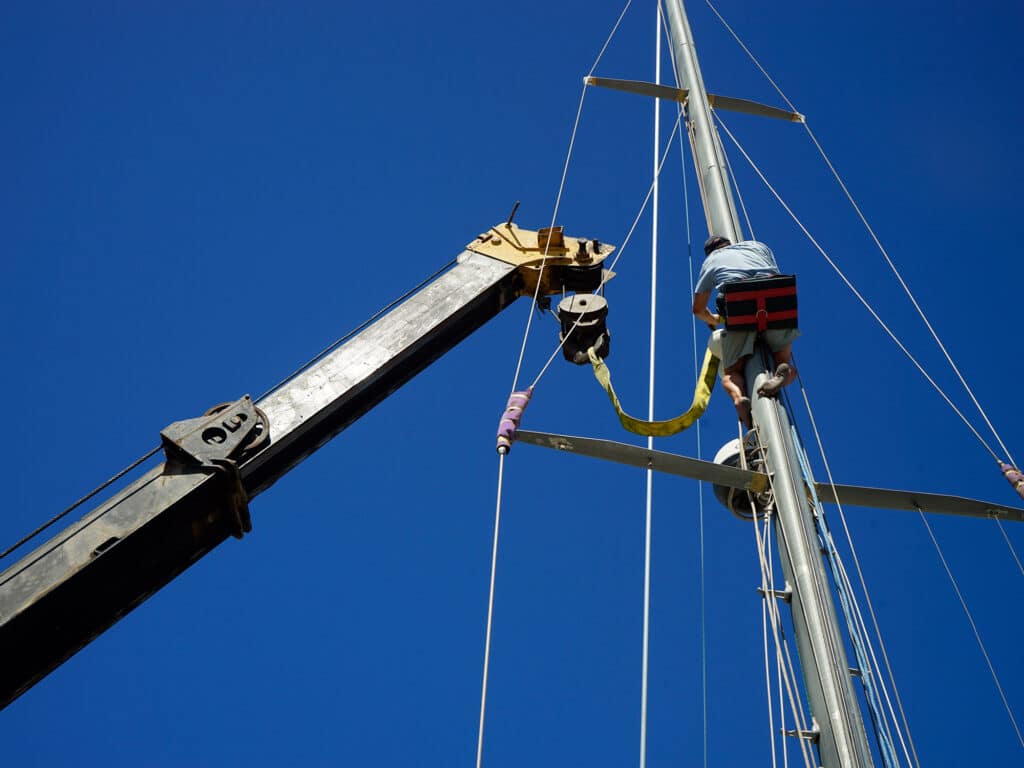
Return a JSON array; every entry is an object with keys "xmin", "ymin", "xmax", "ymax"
[{"xmin": 2, "ymin": 1, "xmax": 1023, "ymax": 765}]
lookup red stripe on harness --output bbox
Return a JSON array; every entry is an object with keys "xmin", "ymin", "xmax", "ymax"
[{"xmin": 725, "ymin": 285, "xmax": 797, "ymax": 302}]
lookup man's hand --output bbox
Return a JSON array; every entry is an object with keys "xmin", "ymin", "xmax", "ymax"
[{"xmin": 692, "ymin": 291, "xmax": 720, "ymax": 331}]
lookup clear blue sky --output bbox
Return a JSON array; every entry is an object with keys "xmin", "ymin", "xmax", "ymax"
[{"xmin": 2, "ymin": 1, "xmax": 1023, "ymax": 765}]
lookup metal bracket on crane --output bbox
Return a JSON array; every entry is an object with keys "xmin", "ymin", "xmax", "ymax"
[
  {"xmin": 466, "ymin": 222, "xmax": 615, "ymax": 297},
  {"xmin": 160, "ymin": 396, "xmax": 270, "ymax": 538}
]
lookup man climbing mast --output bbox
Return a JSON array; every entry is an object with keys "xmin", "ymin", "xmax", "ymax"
[{"xmin": 692, "ymin": 235, "xmax": 798, "ymax": 427}]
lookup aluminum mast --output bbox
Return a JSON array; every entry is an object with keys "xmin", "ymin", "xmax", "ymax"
[{"xmin": 662, "ymin": 2, "xmax": 874, "ymax": 765}]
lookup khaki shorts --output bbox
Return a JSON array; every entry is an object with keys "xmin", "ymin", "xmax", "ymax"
[{"xmin": 720, "ymin": 328, "xmax": 800, "ymax": 369}]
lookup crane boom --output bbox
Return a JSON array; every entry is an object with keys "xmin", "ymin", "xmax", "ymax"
[{"xmin": 0, "ymin": 229, "xmax": 608, "ymax": 709}]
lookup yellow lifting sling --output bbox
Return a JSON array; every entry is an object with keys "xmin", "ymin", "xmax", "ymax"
[{"xmin": 588, "ymin": 346, "xmax": 719, "ymax": 437}]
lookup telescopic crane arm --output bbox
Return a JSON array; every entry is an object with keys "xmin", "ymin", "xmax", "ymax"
[{"xmin": 0, "ymin": 222, "xmax": 611, "ymax": 709}]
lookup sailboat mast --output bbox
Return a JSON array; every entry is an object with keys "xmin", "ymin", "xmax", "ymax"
[
  {"xmin": 662, "ymin": 1, "xmax": 742, "ymax": 243},
  {"xmin": 662, "ymin": 3, "xmax": 874, "ymax": 766}
]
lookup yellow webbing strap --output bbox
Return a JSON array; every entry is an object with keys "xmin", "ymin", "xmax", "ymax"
[{"xmin": 588, "ymin": 346, "xmax": 719, "ymax": 437}]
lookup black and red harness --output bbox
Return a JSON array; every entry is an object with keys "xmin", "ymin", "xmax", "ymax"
[{"xmin": 720, "ymin": 274, "xmax": 798, "ymax": 332}]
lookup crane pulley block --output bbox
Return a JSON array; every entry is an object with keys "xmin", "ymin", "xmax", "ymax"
[
  {"xmin": 558, "ymin": 294, "xmax": 610, "ymax": 365},
  {"xmin": 160, "ymin": 396, "xmax": 270, "ymax": 538},
  {"xmin": 161, "ymin": 396, "xmax": 270, "ymax": 467}
]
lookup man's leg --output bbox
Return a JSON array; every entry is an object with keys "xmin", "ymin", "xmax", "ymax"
[{"xmin": 722, "ymin": 357, "xmax": 752, "ymax": 427}]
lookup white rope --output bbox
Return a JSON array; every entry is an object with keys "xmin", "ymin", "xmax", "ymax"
[
  {"xmin": 796, "ymin": 379, "xmax": 919, "ymax": 767},
  {"xmin": 639, "ymin": 10, "xmax": 661, "ymax": 766},
  {"xmin": 705, "ymin": 0, "xmax": 1018, "ymax": 473},
  {"xmin": 476, "ymin": 454, "xmax": 507, "ymax": 768},
  {"xmin": 712, "ymin": 113, "xmax": 1002, "ymax": 464},
  {"xmin": 918, "ymin": 508, "xmax": 1024, "ymax": 751}
]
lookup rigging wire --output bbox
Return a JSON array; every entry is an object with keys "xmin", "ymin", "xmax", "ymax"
[
  {"xmin": 786, "ymin": 399, "xmax": 910, "ymax": 768},
  {"xmin": 703, "ymin": 0, "xmax": 1018, "ymax": 474},
  {"xmin": 997, "ymin": 522, "xmax": 1024, "ymax": 578},
  {"xmin": 766, "ymin": 503, "xmax": 789, "ymax": 768},
  {"xmin": 712, "ymin": 112, "xmax": 1002, "ymax": 464},
  {"xmin": 716, "ymin": 94, "xmax": 1024, "ymax": 604},
  {"xmin": 918, "ymin": 508, "xmax": 1024, "ymax": 751},
  {"xmin": 756, "ymin": 509, "xmax": 779, "ymax": 768},
  {"xmin": 794, "ymin": 373, "xmax": 921, "ymax": 768}
]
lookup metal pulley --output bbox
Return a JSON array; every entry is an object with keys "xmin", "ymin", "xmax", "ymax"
[{"xmin": 557, "ymin": 293, "xmax": 610, "ymax": 365}]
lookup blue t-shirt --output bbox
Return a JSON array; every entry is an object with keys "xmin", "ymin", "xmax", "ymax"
[{"xmin": 694, "ymin": 240, "xmax": 780, "ymax": 295}]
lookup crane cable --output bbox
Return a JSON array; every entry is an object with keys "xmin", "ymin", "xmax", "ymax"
[{"xmin": 477, "ymin": 3, "xmax": 634, "ymax": 766}]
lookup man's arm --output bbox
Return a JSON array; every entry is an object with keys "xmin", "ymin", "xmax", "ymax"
[{"xmin": 692, "ymin": 291, "xmax": 721, "ymax": 330}]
